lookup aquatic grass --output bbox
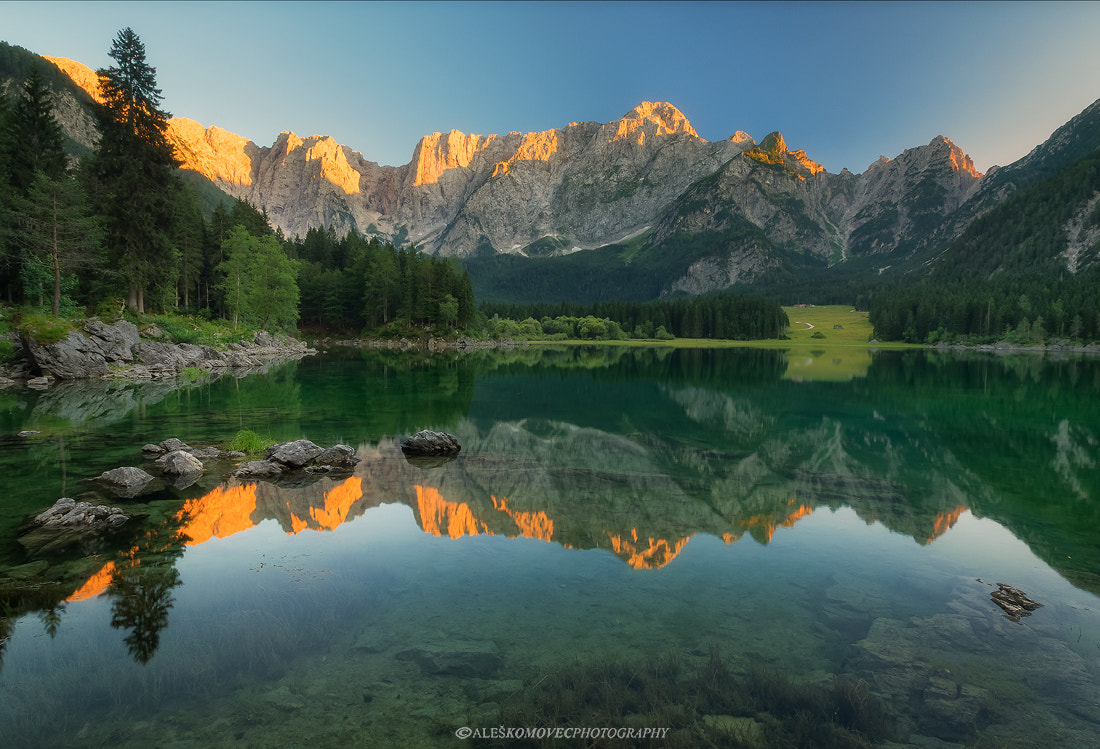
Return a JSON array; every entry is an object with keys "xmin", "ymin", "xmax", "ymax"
[
  {"xmin": 228, "ymin": 429, "xmax": 277, "ymax": 456},
  {"xmin": 482, "ymin": 646, "xmax": 897, "ymax": 748}
]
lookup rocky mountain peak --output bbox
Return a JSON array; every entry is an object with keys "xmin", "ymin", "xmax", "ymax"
[
  {"xmin": 602, "ymin": 101, "xmax": 699, "ymax": 145},
  {"xmin": 410, "ymin": 129, "xmax": 497, "ymax": 186},
  {"xmin": 931, "ymin": 135, "xmax": 982, "ymax": 178},
  {"xmin": 744, "ymin": 130, "xmax": 825, "ymax": 177},
  {"xmin": 167, "ymin": 118, "xmax": 257, "ymax": 186},
  {"xmin": 42, "ymin": 56, "xmax": 102, "ymax": 103}
]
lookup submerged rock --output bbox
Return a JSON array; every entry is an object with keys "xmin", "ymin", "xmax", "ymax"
[
  {"xmin": 33, "ymin": 497, "xmax": 128, "ymax": 529},
  {"xmin": 395, "ymin": 640, "xmax": 501, "ymax": 679},
  {"xmin": 95, "ymin": 466, "xmax": 156, "ymax": 497},
  {"xmin": 401, "ymin": 430, "xmax": 462, "ymax": 456}
]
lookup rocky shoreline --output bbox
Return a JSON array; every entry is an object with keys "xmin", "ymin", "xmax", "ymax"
[
  {"xmin": 0, "ymin": 318, "xmax": 315, "ymax": 387},
  {"xmin": 926, "ymin": 340, "xmax": 1100, "ymax": 358}
]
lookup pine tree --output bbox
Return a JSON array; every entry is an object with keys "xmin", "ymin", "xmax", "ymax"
[
  {"xmin": 7, "ymin": 67, "xmax": 68, "ymax": 195},
  {"xmin": 12, "ymin": 171, "xmax": 104, "ymax": 315},
  {"xmin": 87, "ymin": 27, "xmax": 180, "ymax": 313}
]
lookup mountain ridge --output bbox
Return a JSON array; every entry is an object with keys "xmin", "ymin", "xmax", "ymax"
[
  {"xmin": 39, "ymin": 54, "xmax": 981, "ymax": 266},
  {"xmin": 14, "ymin": 49, "xmax": 1099, "ymax": 305}
]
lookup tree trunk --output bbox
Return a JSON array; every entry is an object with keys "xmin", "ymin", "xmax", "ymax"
[
  {"xmin": 128, "ymin": 283, "xmax": 139, "ymax": 313},
  {"xmin": 52, "ymin": 190, "xmax": 61, "ymax": 318}
]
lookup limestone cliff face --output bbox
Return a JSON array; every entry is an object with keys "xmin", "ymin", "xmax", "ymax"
[
  {"xmin": 839, "ymin": 136, "xmax": 983, "ymax": 257},
  {"xmin": 641, "ymin": 131, "xmax": 984, "ymax": 293},
  {"xmin": 42, "ymin": 53, "xmax": 988, "ymax": 287},
  {"xmin": 158, "ymin": 100, "xmax": 750, "ymax": 254},
  {"xmin": 36, "ymin": 57, "xmax": 101, "ymax": 154}
]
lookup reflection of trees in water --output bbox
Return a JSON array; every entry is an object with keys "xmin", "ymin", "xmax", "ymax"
[
  {"xmin": 108, "ymin": 560, "xmax": 182, "ymax": 664},
  {"xmin": 103, "ymin": 525, "xmax": 187, "ymax": 665}
]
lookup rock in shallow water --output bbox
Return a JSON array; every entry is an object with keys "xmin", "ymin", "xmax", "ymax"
[
  {"xmin": 401, "ymin": 430, "xmax": 461, "ymax": 456},
  {"xmin": 33, "ymin": 497, "xmax": 128, "ymax": 529},
  {"xmin": 265, "ymin": 439, "xmax": 324, "ymax": 467},
  {"xmin": 157, "ymin": 449, "xmax": 205, "ymax": 477},
  {"xmin": 95, "ymin": 466, "xmax": 156, "ymax": 497}
]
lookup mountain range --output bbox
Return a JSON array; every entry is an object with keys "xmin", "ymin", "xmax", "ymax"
[{"xmin": 5, "ymin": 46, "xmax": 1100, "ymax": 303}]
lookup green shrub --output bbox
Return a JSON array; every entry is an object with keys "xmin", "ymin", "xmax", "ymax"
[
  {"xmin": 229, "ymin": 429, "xmax": 276, "ymax": 456},
  {"xmin": 0, "ymin": 339, "xmax": 14, "ymax": 363},
  {"xmin": 92, "ymin": 299, "xmax": 126, "ymax": 322}
]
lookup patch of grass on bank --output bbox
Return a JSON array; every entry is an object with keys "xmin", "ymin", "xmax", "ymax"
[
  {"xmin": 135, "ymin": 313, "xmax": 254, "ymax": 347},
  {"xmin": 18, "ymin": 313, "xmax": 73, "ymax": 345}
]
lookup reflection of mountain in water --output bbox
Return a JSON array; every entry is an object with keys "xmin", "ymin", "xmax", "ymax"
[{"xmin": 30, "ymin": 349, "xmax": 1100, "ymax": 618}]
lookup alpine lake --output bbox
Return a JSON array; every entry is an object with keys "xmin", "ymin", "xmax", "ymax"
[{"xmin": 1, "ymin": 342, "xmax": 1099, "ymax": 748}]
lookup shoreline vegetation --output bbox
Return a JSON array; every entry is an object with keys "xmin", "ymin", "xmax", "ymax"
[{"xmin": 5, "ymin": 304, "xmax": 1099, "ymax": 388}]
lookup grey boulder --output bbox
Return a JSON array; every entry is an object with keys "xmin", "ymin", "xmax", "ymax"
[
  {"xmin": 265, "ymin": 439, "xmax": 325, "ymax": 468},
  {"xmin": 401, "ymin": 430, "xmax": 461, "ymax": 456}
]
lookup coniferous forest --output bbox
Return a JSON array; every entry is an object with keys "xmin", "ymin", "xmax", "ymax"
[
  {"xmin": 0, "ymin": 31, "xmax": 786, "ymax": 343},
  {"xmin": 2, "ymin": 29, "xmax": 1097, "ymax": 345}
]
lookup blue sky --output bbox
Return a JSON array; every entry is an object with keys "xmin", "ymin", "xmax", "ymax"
[{"xmin": 3, "ymin": 1, "xmax": 1100, "ymax": 172}]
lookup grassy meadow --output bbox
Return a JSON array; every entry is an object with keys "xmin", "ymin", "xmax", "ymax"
[{"xmin": 525, "ymin": 305, "xmax": 918, "ymax": 380}]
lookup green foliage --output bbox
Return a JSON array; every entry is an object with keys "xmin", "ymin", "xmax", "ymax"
[
  {"xmin": 139, "ymin": 312, "xmax": 250, "ymax": 346},
  {"xmin": 228, "ymin": 429, "xmax": 276, "ymax": 456},
  {"xmin": 481, "ymin": 293, "xmax": 788, "ymax": 342},
  {"xmin": 179, "ymin": 366, "xmax": 203, "ymax": 383},
  {"xmin": 11, "ymin": 170, "xmax": 104, "ymax": 316},
  {"xmin": 216, "ymin": 225, "xmax": 299, "ymax": 331},
  {"xmin": 294, "ymin": 229, "xmax": 474, "ymax": 335},
  {"xmin": 86, "ymin": 27, "xmax": 181, "ymax": 314},
  {"xmin": 19, "ymin": 312, "xmax": 71, "ymax": 345}
]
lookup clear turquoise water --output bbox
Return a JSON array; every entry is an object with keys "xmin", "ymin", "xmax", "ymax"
[{"xmin": 1, "ymin": 347, "xmax": 1099, "ymax": 747}]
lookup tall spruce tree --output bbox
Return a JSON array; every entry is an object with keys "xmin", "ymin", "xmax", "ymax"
[
  {"xmin": 87, "ymin": 27, "xmax": 180, "ymax": 313},
  {"xmin": 1, "ymin": 66, "xmax": 70, "ymax": 304},
  {"xmin": 0, "ymin": 88, "xmax": 13, "ymax": 301},
  {"xmin": 7, "ymin": 67, "xmax": 68, "ymax": 195},
  {"xmin": 13, "ymin": 170, "xmax": 104, "ymax": 315}
]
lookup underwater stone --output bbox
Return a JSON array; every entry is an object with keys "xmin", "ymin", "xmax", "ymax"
[
  {"xmin": 97, "ymin": 466, "xmax": 155, "ymax": 493},
  {"xmin": 395, "ymin": 640, "xmax": 501, "ymax": 679},
  {"xmin": 401, "ymin": 430, "xmax": 461, "ymax": 456}
]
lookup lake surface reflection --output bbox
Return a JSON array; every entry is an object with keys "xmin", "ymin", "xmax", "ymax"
[{"xmin": 1, "ymin": 346, "xmax": 1099, "ymax": 747}]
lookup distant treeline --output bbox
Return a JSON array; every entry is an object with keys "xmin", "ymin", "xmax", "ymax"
[
  {"xmin": 480, "ymin": 294, "xmax": 789, "ymax": 341},
  {"xmin": 860, "ymin": 271, "xmax": 1100, "ymax": 345},
  {"xmin": 291, "ymin": 225, "xmax": 475, "ymax": 334},
  {"xmin": 863, "ymin": 145, "xmax": 1100, "ymax": 344}
]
